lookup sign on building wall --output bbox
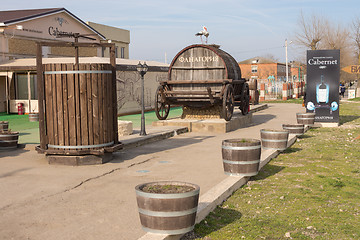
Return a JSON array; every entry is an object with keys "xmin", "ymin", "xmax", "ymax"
[{"xmin": 306, "ymin": 50, "xmax": 340, "ymax": 123}]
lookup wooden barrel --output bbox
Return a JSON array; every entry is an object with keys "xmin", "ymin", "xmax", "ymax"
[
  {"xmin": 0, "ymin": 132, "xmax": 19, "ymax": 149},
  {"xmin": 296, "ymin": 113, "xmax": 315, "ymax": 125},
  {"xmin": 282, "ymin": 124, "xmax": 304, "ymax": 136},
  {"xmin": 135, "ymin": 181, "xmax": 200, "ymax": 235},
  {"xmin": 168, "ymin": 44, "xmax": 244, "ymax": 107},
  {"xmin": 248, "ymin": 78, "xmax": 257, "ymax": 90},
  {"xmin": 43, "ymin": 63, "xmax": 115, "ymax": 152},
  {"xmin": 222, "ymin": 138, "xmax": 261, "ymax": 177},
  {"xmin": 0, "ymin": 121, "xmax": 9, "ymax": 132},
  {"xmin": 29, "ymin": 113, "xmax": 39, "ymax": 122},
  {"xmin": 260, "ymin": 129, "xmax": 289, "ymax": 151}
]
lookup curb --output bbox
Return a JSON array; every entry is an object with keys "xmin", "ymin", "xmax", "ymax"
[
  {"xmin": 138, "ymin": 126, "xmax": 310, "ymax": 240},
  {"xmin": 120, "ymin": 127, "xmax": 189, "ymax": 151}
]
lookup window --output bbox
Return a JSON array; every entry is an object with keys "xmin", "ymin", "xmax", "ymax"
[
  {"xmin": 120, "ymin": 47, "xmax": 125, "ymax": 58},
  {"xmin": 115, "ymin": 47, "xmax": 118, "ymax": 58},
  {"xmin": 251, "ymin": 65, "xmax": 258, "ymax": 73},
  {"xmin": 15, "ymin": 73, "xmax": 37, "ymax": 100}
]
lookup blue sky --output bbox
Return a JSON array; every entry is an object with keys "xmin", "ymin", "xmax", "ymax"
[{"xmin": 2, "ymin": 0, "xmax": 359, "ymax": 63}]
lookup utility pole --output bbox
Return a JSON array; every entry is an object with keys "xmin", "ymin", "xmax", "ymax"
[{"xmin": 285, "ymin": 39, "xmax": 289, "ymax": 82}]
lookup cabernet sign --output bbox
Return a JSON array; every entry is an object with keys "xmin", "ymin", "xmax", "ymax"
[{"xmin": 306, "ymin": 50, "xmax": 340, "ymax": 123}]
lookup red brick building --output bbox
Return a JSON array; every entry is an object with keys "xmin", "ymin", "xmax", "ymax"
[{"xmin": 238, "ymin": 57, "xmax": 289, "ymax": 83}]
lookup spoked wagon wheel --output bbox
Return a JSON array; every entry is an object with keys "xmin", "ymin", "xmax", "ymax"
[
  {"xmin": 240, "ymin": 83, "xmax": 250, "ymax": 115},
  {"xmin": 222, "ymin": 84, "xmax": 234, "ymax": 121},
  {"xmin": 155, "ymin": 85, "xmax": 170, "ymax": 120}
]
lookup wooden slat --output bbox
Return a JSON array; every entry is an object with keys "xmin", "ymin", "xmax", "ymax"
[
  {"xmin": 107, "ymin": 64, "xmax": 113, "ymax": 142},
  {"xmin": 62, "ymin": 64, "xmax": 69, "ymax": 146},
  {"xmin": 87, "ymin": 63, "xmax": 94, "ymax": 146},
  {"xmin": 44, "ymin": 64, "xmax": 54, "ymax": 147},
  {"xmin": 93, "ymin": 64, "xmax": 100, "ymax": 145},
  {"xmin": 160, "ymin": 79, "xmax": 231, "ymax": 85},
  {"xmin": 79, "ymin": 63, "xmax": 88, "ymax": 145},
  {"xmin": 51, "ymin": 64, "xmax": 59, "ymax": 146},
  {"xmin": 67, "ymin": 63, "xmax": 76, "ymax": 146},
  {"xmin": 104, "ymin": 65, "xmax": 112, "ymax": 142},
  {"xmin": 36, "ymin": 43, "xmax": 46, "ymax": 149},
  {"xmin": 164, "ymin": 90, "xmax": 218, "ymax": 95},
  {"xmin": 110, "ymin": 45, "xmax": 118, "ymax": 144},
  {"xmin": 56, "ymin": 63, "xmax": 64, "ymax": 146},
  {"xmin": 74, "ymin": 63, "xmax": 81, "ymax": 146}
]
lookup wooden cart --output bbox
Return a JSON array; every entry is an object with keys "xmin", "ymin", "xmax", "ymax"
[{"xmin": 155, "ymin": 44, "xmax": 250, "ymax": 121}]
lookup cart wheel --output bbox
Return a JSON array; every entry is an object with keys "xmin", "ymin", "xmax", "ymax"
[
  {"xmin": 222, "ymin": 84, "xmax": 234, "ymax": 121},
  {"xmin": 155, "ymin": 86, "xmax": 170, "ymax": 120},
  {"xmin": 240, "ymin": 83, "xmax": 250, "ymax": 115}
]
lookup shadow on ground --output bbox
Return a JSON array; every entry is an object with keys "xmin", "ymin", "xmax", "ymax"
[
  {"xmin": 0, "ymin": 147, "xmax": 30, "ymax": 158},
  {"xmin": 250, "ymin": 114, "xmax": 276, "ymax": 126},
  {"xmin": 181, "ymin": 208, "xmax": 242, "ymax": 240},
  {"xmin": 340, "ymin": 115, "xmax": 360, "ymax": 125},
  {"xmin": 251, "ymin": 163, "xmax": 285, "ymax": 181},
  {"xmin": 111, "ymin": 135, "xmax": 215, "ymax": 163}
]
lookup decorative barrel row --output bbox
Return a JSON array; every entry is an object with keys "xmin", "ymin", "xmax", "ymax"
[
  {"xmin": 43, "ymin": 63, "xmax": 115, "ymax": 151},
  {"xmin": 260, "ymin": 129, "xmax": 289, "ymax": 151},
  {"xmin": 0, "ymin": 132, "xmax": 19, "ymax": 149},
  {"xmin": 0, "ymin": 121, "xmax": 8, "ymax": 132},
  {"xmin": 222, "ymin": 139, "xmax": 261, "ymax": 177},
  {"xmin": 296, "ymin": 113, "xmax": 315, "ymax": 125},
  {"xmin": 282, "ymin": 124, "xmax": 304, "ymax": 136},
  {"xmin": 135, "ymin": 181, "xmax": 200, "ymax": 234}
]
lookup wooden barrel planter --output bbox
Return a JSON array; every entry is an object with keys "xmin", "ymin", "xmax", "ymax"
[
  {"xmin": 29, "ymin": 113, "xmax": 39, "ymax": 122},
  {"xmin": 0, "ymin": 121, "xmax": 9, "ymax": 132},
  {"xmin": 260, "ymin": 129, "xmax": 289, "ymax": 151},
  {"xmin": 282, "ymin": 124, "xmax": 304, "ymax": 136},
  {"xmin": 0, "ymin": 132, "xmax": 19, "ymax": 149},
  {"xmin": 37, "ymin": 63, "xmax": 121, "ymax": 164},
  {"xmin": 296, "ymin": 113, "xmax": 315, "ymax": 126},
  {"xmin": 222, "ymin": 138, "xmax": 261, "ymax": 177},
  {"xmin": 135, "ymin": 181, "xmax": 200, "ymax": 235}
]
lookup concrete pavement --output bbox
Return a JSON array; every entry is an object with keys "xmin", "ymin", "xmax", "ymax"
[{"xmin": 0, "ymin": 103, "xmax": 306, "ymax": 240}]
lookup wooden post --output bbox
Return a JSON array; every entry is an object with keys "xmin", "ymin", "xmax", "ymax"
[
  {"xmin": 110, "ymin": 44, "xmax": 119, "ymax": 144},
  {"xmin": 36, "ymin": 43, "xmax": 47, "ymax": 150}
]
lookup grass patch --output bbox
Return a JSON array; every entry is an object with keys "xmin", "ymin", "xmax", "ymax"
[
  {"xmin": 348, "ymin": 97, "xmax": 360, "ymax": 101},
  {"xmin": 262, "ymin": 98, "xmax": 304, "ymax": 104},
  {"xmin": 118, "ymin": 107, "xmax": 183, "ymax": 128},
  {"xmin": 0, "ymin": 113, "xmax": 39, "ymax": 131},
  {"xmin": 186, "ymin": 104, "xmax": 360, "ymax": 239}
]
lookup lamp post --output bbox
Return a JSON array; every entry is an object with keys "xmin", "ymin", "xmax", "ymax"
[{"xmin": 137, "ymin": 61, "xmax": 148, "ymax": 136}]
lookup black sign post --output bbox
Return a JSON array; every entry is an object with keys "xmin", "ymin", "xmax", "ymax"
[{"xmin": 306, "ymin": 50, "xmax": 340, "ymax": 124}]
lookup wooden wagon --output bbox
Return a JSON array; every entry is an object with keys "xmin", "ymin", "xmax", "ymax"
[{"xmin": 155, "ymin": 44, "xmax": 250, "ymax": 121}]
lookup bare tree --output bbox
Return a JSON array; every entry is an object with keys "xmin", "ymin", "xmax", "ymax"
[
  {"xmin": 321, "ymin": 22, "xmax": 351, "ymax": 50},
  {"xmin": 294, "ymin": 11, "xmax": 326, "ymax": 50},
  {"xmin": 351, "ymin": 17, "xmax": 360, "ymax": 63}
]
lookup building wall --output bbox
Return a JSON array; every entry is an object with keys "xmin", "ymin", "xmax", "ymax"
[
  {"xmin": 116, "ymin": 70, "xmax": 167, "ymax": 115},
  {"xmin": 87, "ymin": 22, "xmax": 130, "ymax": 59},
  {"xmin": 0, "ymin": 11, "xmax": 103, "ymax": 62},
  {"xmin": 0, "ymin": 76, "xmax": 6, "ymax": 112},
  {"xmin": 239, "ymin": 63, "xmax": 290, "ymax": 82}
]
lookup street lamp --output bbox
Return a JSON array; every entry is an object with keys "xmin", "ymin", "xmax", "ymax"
[{"xmin": 136, "ymin": 61, "xmax": 148, "ymax": 136}]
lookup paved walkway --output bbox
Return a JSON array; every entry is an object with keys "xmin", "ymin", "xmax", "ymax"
[{"xmin": 0, "ymin": 103, "xmax": 305, "ymax": 240}]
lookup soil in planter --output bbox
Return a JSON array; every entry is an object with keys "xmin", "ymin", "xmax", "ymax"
[{"xmin": 142, "ymin": 184, "xmax": 195, "ymax": 194}]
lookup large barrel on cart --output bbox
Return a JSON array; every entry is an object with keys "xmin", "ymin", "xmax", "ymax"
[{"xmin": 155, "ymin": 44, "xmax": 249, "ymax": 121}]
